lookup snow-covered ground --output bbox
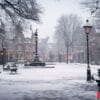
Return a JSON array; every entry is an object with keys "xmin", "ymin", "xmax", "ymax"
[{"xmin": 0, "ymin": 63, "xmax": 99, "ymax": 100}]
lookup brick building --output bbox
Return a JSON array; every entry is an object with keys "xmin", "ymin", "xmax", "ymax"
[{"xmin": 7, "ymin": 31, "xmax": 35, "ymax": 62}]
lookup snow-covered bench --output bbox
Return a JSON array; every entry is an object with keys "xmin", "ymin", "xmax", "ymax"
[
  {"xmin": 10, "ymin": 67, "xmax": 17, "ymax": 73},
  {"xmin": 10, "ymin": 63, "xmax": 18, "ymax": 73}
]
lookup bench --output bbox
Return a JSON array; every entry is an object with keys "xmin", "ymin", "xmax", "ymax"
[
  {"xmin": 10, "ymin": 68, "xmax": 17, "ymax": 73},
  {"xmin": 10, "ymin": 64, "xmax": 18, "ymax": 73}
]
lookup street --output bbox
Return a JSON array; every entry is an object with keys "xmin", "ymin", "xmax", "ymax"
[{"xmin": 0, "ymin": 63, "xmax": 98, "ymax": 100}]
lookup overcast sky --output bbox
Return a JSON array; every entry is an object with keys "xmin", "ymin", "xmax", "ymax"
[{"xmin": 25, "ymin": 0, "xmax": 91, "ymax": 41}]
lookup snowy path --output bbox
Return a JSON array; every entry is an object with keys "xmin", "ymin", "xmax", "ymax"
[{"xmin": 0, "ymin": 63, "xmax": 98, "ymax": 100}]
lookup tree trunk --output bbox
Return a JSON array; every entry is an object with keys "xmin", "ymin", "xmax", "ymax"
[{"xmin": 66, "ymin": 46, "xmax": 69, "ymax": 64}]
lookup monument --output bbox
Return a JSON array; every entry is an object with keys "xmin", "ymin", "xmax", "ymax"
[{"xmin": 29, "ymin": 29, "xmax": 45, "ymax": 66}]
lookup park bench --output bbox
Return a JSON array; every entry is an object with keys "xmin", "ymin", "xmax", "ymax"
[
  {"xmin": 10, "ymin": 67, "xmax": 17, "ymax": 73},
  {"xmin": 10, "ymin": 63, "xmax": 18, "ymax": 73}
]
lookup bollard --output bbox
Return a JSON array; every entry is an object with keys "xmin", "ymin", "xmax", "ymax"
[
  {"xmin": 96, "ymin": 80, "xmax": 100, "ymax": 100},
  {"xmin": 98, "ymin": 69, "xmax": 100, "ymax": 78}
]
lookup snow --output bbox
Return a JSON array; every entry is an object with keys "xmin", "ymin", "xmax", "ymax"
[{"xmin": 0, "ymin": 63, "xmax": 99, "ymax": 100}]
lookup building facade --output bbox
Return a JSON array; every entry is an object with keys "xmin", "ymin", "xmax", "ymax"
[{"xmin": 7, "ymin": 32, "xmax": 35, "ymax": 62}]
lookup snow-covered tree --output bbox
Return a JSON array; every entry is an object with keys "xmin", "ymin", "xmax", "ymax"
[
  {"xmin": 0, "ymin": 0, "xmax": 42, "ymax": 22},
  {"xmin": 54, "ymin": 14, "xmax": 83, "ymax": 63},
  {"xmin": 81, "ymin": 0, "xmax": 100, "ymax": 33},
  {"xmin": 0, "ymin": 0, "xmax": 42, "ymax": 49},
  {"xmin": 0, "ymin": 0, "xmax": 42, "ymax": 37}
]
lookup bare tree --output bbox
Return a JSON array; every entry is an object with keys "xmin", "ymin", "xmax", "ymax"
[
  {"xmin": 54, "ymin": 14, "xmax": 82, "ymax": 63},
  {"xmin": 53, "ymin": 31, "xmax": 65, "ymax": 62}
]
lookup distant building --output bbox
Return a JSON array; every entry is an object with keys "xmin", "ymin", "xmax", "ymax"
[
  {"xmin": 7, "ymin": 31, "xmax": 35, "ymax": 62},
  {"xmin": 90, "ymin": 16, "xmax": 100, "ymax": 64},
  {"xmin": 0, "ymin": 20, "xmax": 36, "ymax": 63},
  {"xmin": 93, "ymin": 33, "xmax": 100, "ymax": 65}
]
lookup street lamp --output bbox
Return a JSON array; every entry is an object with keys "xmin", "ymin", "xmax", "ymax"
[{"xmin": 83, "ymin": 19, "xmax": 92, "ymax": 82}]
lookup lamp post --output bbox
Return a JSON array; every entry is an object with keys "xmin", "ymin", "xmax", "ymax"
[{"xmin": 83, "ymin": 19, "xmax": 92, "ymax": 82}]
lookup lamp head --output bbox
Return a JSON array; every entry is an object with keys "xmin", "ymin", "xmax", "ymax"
[{"xmin": 83, "ymin": 19, "xmax": 92, "ymax": 34}]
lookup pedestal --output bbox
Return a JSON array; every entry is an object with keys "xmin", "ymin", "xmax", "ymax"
[{"xmin": 29, "ymin": 55, "xmax": 45, "ymax": 66}]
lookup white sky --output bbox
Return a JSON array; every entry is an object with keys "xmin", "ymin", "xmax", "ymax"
[{"xmin": 25, "ymin": 0, "xmax": 91, "ymax": 41}]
